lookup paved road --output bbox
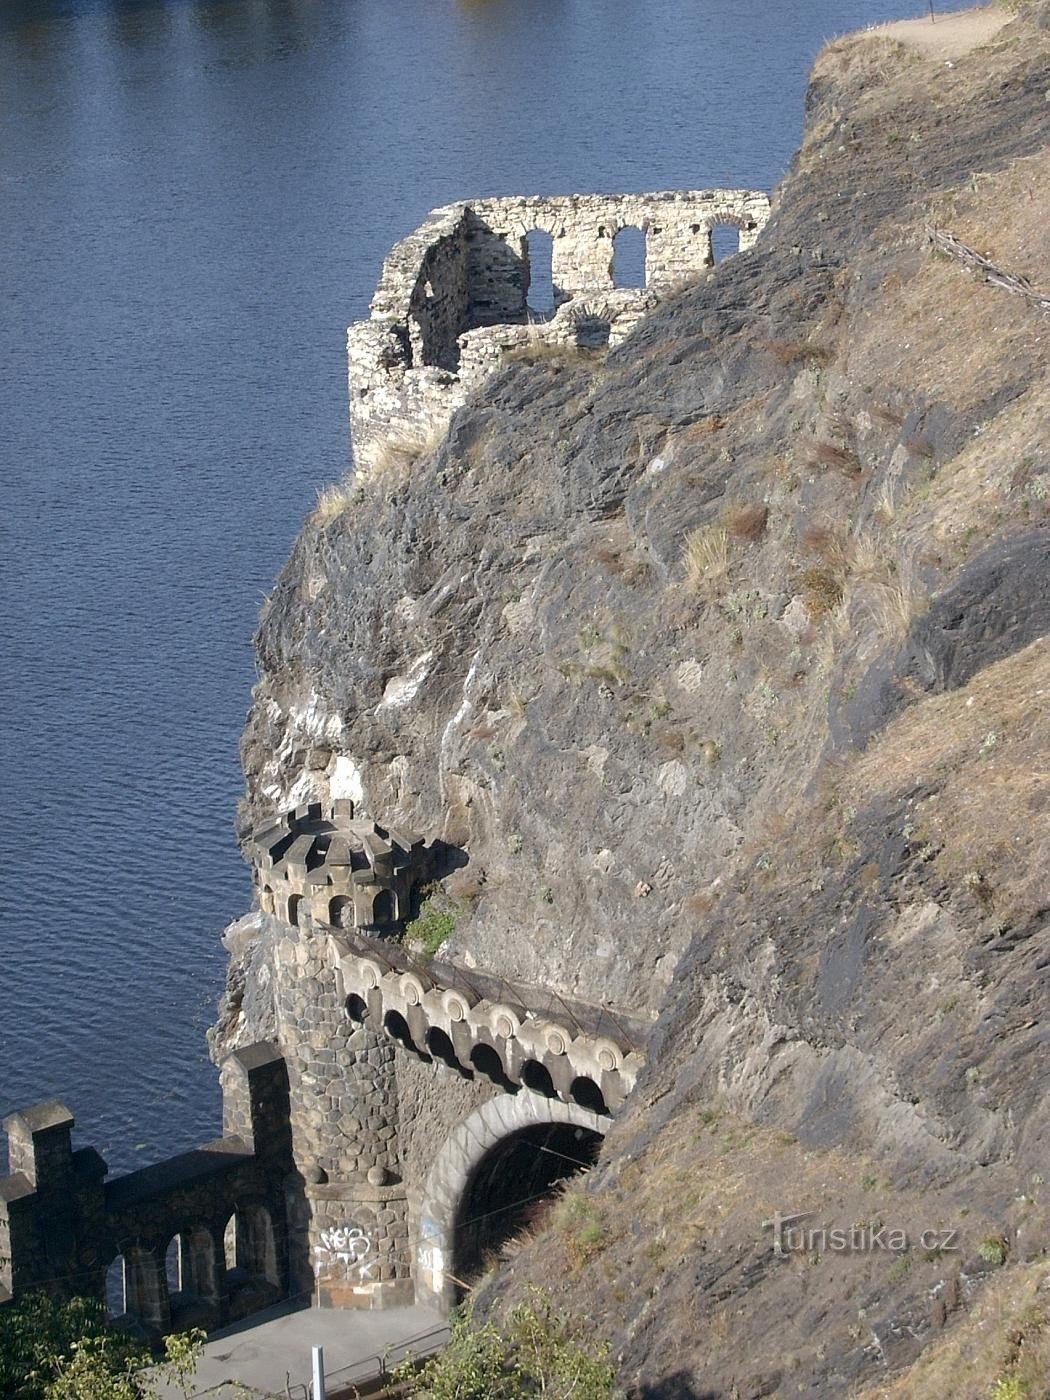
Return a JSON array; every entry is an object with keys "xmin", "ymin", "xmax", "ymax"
[{"xmin": 154, "ymin": 1299, "xmax": 448, "ymax": 1398}]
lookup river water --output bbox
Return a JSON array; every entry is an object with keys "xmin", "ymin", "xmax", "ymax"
[{"xmin": 0, "ymin": 0, "xmax": 921, "ymax": 1175}]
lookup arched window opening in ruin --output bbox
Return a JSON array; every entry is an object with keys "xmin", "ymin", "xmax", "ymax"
[
  {"xmin": 570, "ymin": 1076, "xmax": 608, "ymax": 1115},
  {"xmin": 711, "ymin": 223, "xmax": 741, "ymax": 262},
  {"xmin": 165, "ymin": 1227, "xmax": 217, "ymax": 1315},
  {"xmin": 345, "ymin": 992, "xmax": 368, "ymax": 1022},
  {"xmin": 223, "ymin": 1213, "xmax": 238, "ymax": 1272},
  {"xmin": 520, "ymin": 1059, "xmax": 556, "ymax": 1098},
  {"xmin": 104, "ymin": 1255, "xmax": 126, "ymax": 1320},
  {"xmin": 223, "ymin": 1205, "xmax": 279, "ymax": 1289},
  {"xmin": 372, "ymin": 888, "xmax": 396, "ymax": 925},
  {"xmin": 329, "ymin": 894, "xmax": 353, "ymax": 929},
  {"xmin": 287, "ymin": 893, "xmax": 302, "ymax": 927},
  {"xmin": 469, "ymin": 1042, "xmax": 513, "ymax": 1091},
  {"xmin": 165, "ymin": 1234, "xmax": 182, "ymax": 1294},
  {"xmin": 525, "ymin": 229, "xmax": 554, "ymax": 316},
  {"xmin": 450, "ymin": 1121, "xmax": 603, "ymax": 1299},
  {"xmin": 383, "ymin": 1008, "xmax": 417, "ymax": 1052},
  {"xmin": 426, "ymin": 1025, "xmax": 468, "ymax": 1076},
  {"xmin": 613, "ymin": 226, "xmax": 646, "ymax": 289}
]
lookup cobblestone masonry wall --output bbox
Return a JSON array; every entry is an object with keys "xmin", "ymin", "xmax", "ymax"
[
  {"xmin": 347, "ymin": 189, "xmax": 771, "ymax": 472},
  {"xmin": 270, "ymin": 923, "xmax": 414, "ymax": 1306}
]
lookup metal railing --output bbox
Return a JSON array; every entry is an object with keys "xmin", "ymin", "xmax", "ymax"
[{"xmin": 285, "ymin": 1322, "xmax": 450, "ymax": 1400}]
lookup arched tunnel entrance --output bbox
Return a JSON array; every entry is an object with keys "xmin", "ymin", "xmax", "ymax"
[
  {"xmin": 416, "ymin": 1094, "xmax": 609, "ymax": 1312},
  {"xmin": 451, "ymin": 1120, "xmax": 603, "ymax": 1295}
]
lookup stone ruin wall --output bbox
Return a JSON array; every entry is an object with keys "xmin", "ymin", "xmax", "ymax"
[{"xmin": 347, "ymin": 189, "xmax": 771, "ymax": 473}]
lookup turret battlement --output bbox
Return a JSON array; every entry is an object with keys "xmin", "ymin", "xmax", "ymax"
[{"xmin": 246, "ymin": 800, "xmax": 426, "ymax": 933}]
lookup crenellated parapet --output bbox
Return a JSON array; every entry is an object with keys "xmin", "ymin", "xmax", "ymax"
[{"xmin": 347, "ymin": 188, "xmax": 771, "ymax": 473}]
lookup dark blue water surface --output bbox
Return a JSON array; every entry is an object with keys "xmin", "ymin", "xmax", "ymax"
[{"xmin": 1, "ymin": 0, "xmax": 923, "ymax": 1174}]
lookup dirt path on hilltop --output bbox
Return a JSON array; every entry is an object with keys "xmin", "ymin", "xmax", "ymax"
[{"xmin": 874, "ymin": 4, "xmax": 1010, "ymax": 58}]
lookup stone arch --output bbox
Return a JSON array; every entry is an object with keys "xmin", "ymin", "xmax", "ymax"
[
  {"xmin": 111, "ymin": 1243, "xmax": 168, "ymax": 1333},
  {"xmin": 416, "ymin": 1093, "xmax": 607, "ymax": 1311},
  {"xmin": 287, "ymin": 893, "xmax": 302, "ymax": 927},
  {"xmin": 223, "ymin": 1202, "xmax": 279, "ymax": 1287},
  {"xmin": 570, "ymin": 1075, "xmax": 608, "ymax": 1115},
  {"xmin": 711, "ymin": 222, "xmax": 742, "ymax": 263}
]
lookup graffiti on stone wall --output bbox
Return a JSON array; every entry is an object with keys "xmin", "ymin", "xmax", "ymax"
[
  {"xmin": 313, "ymin": 1224, "xmax": 376, "ymax": 1282},
  {"xmin": 418, "ymin": 1218, "xmax": 445, "ymax": 1291}
]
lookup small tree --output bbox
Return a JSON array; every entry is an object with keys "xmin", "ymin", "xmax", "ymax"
[{"xmin": 0, "ymin": 1293, "xmax": 203, "ymax": 1400}]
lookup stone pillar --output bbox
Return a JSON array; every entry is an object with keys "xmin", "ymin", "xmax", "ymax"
[
  {"xmin": 5, "ymin": 1101, "xmax": 74, "ymax": 1190},
  {"xmin": 220, "ymin": 1041, "xmax": 292, "ymax": 1163},
  {"xmin": 124, "ymin": 1246, "xmax": 170, "ymax": 1335},
  {"xmin": 1, "ymin": 1103, "xmax": 78, "ymax": 1297}
]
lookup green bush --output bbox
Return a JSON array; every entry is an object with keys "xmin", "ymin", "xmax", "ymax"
[
  {"xmin": 395, "ymin": 1291, "xmax": 618, "ymax": 1399},
  {"xmin": 404, "ymin": 899, "xmax": 457, "ymax": 955}
]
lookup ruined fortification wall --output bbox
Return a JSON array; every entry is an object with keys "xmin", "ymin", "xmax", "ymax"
[{"xmin": 347, "ymin": 189, "xmax": 771, "ymax": 472}]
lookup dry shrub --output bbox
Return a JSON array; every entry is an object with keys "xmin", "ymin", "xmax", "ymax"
[
  {"xmin": 800, "ymin": 562, "xmax": 851, "ymax": 618},
  {"xmin": 682, "ymin": 525, "xmax": 729, "ymax": 595},
  {"xmin": 800, "ymin": 522, "xmax": 852, "ymax": 572},
  {"xmin": 683, "ymin": 891, "xmax": 718, "ymax": 917},
  {"xmin": 804, "ymin": 436, "xmax": 864, "ymax": 480},
  {"xmin": 724, "ymin": 501, "xmax": 769, "ymax": 542},
  {"xmin": 757, "ymin": 338, "xmax": 833, "ymax": 368},
  {"xmin": 797, "ymin": 523, "xmax": 850, "ymax": 620},
  {"xmin": 590, "ymin": 539, "xmax": 651, "ymax": 586},
  {"xmin": 904, "ymin": 432, "xmax": 936, "ymax": 460}
]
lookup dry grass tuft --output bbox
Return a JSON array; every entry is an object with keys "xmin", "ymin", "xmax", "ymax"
[
  {"xmin": 870, "ymin": 403, "xmax": 905, "ymax": 430},
  {"xmin": 682, "ymin": 525, "xmax": 730, "ymax": 595},
  {"xmin": 723, "ymin": 501, "xmax": 769, "ymax": 542},
  {"xmin": 355, "ymin": 419, "xmax": 448, "ymax": 488},
  {"xmin": 683, "ymin": 415, "xmax": 727, "ymax": 438},
  {"xmin": 311, "ymin": 477, "xmax": 359, "ymax": 525}
]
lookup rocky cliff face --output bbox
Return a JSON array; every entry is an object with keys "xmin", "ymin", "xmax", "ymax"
[{"xmin": 227, "ymin": 5, "xmax": 1050, "ymax": 1394}]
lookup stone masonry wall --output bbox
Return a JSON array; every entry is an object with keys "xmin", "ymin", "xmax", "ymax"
[
  {"xmin": 270, "ymin": 922, "xmax": 413, "ymax": 1307},
  {"xmin": 347, "ymin": 189, "xmax": 771, "ymax": 472}
]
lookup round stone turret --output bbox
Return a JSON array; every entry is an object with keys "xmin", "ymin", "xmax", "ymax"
[{"xmin": 246, "ymin": 800, "xmax": 424, "ymax": 934}]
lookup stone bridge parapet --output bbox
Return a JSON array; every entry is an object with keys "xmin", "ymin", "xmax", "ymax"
[
  {"xmin": 347, "ymin": 188, "xmax": 771, "ymax": 472},
  {"xmin": 333, "ymin": 933, "xmax": 646, "ymax": 1115}
]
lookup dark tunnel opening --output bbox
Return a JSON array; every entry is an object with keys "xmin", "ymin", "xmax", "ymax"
[{"xmin": 451, "ymin": 1121, "xmax": 603, "ymax": 1297}]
